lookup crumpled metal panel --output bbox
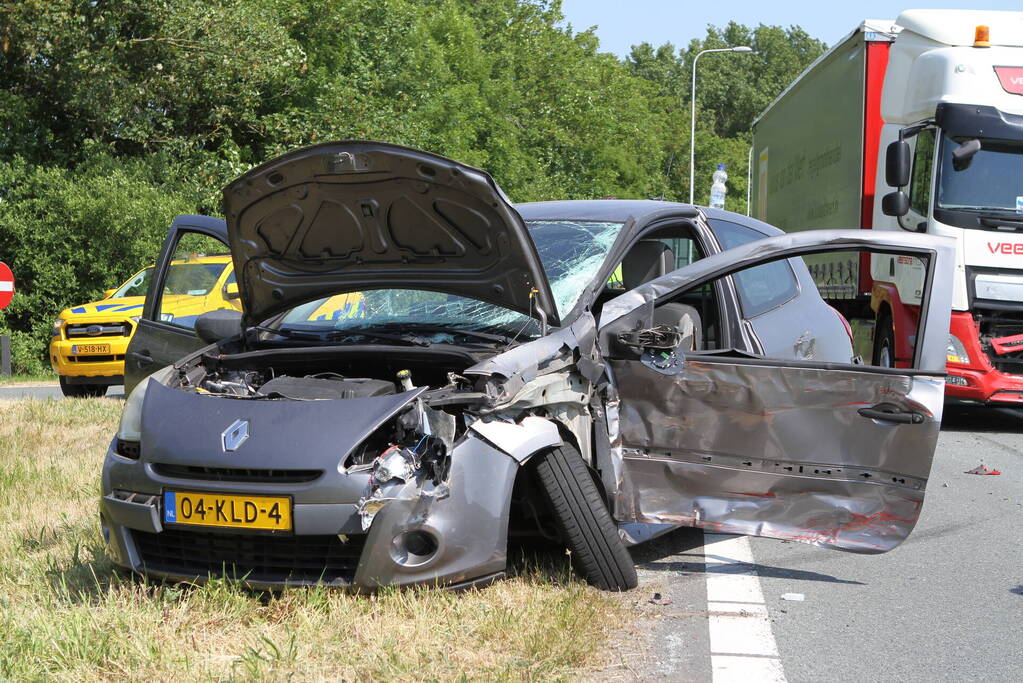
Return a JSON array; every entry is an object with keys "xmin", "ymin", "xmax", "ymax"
[
  {"xmin": 464, "ymin": 313, "xmax": 598, "ymax": 404},
  {"xmin": 468, "ymin": 416, "xmax": 562, "ymax": 463},
  {"xmin": 610, "ymin": 357, "xmax": 945, "ymax": 552}
]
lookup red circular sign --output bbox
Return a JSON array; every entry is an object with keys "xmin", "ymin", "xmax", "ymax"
[{"xmin": 0, "ymin": 261, "xmax": 14, "ymax": 311}]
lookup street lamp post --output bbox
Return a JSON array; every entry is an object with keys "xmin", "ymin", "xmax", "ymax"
[{"xmin": 689, "ymin": 46, "xmax": 754, "ymax": 204}]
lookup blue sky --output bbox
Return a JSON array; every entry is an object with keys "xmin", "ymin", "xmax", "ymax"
[{"xmin": 559, "ymin": 2, "xmax": 1022, "ymax": 56}]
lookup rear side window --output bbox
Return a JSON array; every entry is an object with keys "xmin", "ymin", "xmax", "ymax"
[{"xmin": 710, "ymin": 219, "xmax": 799, "ymax": 318}]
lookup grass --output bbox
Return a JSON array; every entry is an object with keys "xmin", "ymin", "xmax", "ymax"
[
  {"xmin": 0, "ymin": 398, "xmax": 625, "ymax": 681},
  {"xmin": 0, "ymin": 370, "xmax": 57, "ymax": 385}
]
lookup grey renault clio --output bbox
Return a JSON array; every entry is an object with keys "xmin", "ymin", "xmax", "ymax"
[{"xmin": 101, "ymin": 141, "xmax": 955, "ymax": 591}]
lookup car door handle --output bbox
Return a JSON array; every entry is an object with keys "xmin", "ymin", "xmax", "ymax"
[
  {"xmin": 857, "ymin": 405, "xmax": 925, "ymax": 424},
  {"xmin": 129, "ymin": 350, "xmax": 154, "ymax": 366}
]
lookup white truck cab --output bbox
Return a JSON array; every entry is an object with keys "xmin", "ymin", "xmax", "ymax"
[{"xmin": 753, "ymin": 9, "xmax": 1023, "ymax": 404}]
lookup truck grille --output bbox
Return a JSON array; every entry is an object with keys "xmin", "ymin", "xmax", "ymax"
[
  {"xmin": 151, "ymin": 464, "xmax": 323, "ymax": 483},
  {"xmin": 977, "ymin": 307, "xmax": 1023, "ymax": 374},
  {"xmin": 66, "ymin": 322, "xmax": 129, "ymax": 337},
  {"xmin": 133, "ymin": 529, "xmax": 365, "ymax": 584},
  {"xmin": 65, "ymin": 354, "xmax": 124, "ymax": 363}
]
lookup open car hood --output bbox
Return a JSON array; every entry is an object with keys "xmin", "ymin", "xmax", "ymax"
[{"xmin": 222, "ymin": 141, "xmax": 559, "ymax": 327}]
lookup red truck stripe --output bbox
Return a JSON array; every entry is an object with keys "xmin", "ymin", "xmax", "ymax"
[{"xmin": 859, "ymin": 40, "xmax": 891, "ymax": 294}]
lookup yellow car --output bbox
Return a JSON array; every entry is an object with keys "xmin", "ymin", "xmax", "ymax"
[
  {"xmin": 52, "ymin": 255, "xmax": 368, "ymax": 397},
  {"xmin": 51, "ymin": 255, "xmax": 241, "ymax": 397}
]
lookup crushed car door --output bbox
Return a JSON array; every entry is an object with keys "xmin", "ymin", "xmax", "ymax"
[
  {"xmin": 598, "ymin": 230, "xmax": 955, "ymax": 553},
  {"xmin": 124, "ymin": 215, "xmax": 230, "ymax": 394}
]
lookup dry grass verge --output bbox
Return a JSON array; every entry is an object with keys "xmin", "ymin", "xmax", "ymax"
[{"xmin": 0, "ymin": 399, "xmax": 624, "ymax": 680}]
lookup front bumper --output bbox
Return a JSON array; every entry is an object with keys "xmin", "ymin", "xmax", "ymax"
[
  {"xmin": 49, "ymin": 335, "xmax": 130, "ymax": 379},
  {"xmin": 100, "ymin": 434, "xmax": 520, "ymax": 591},
  {"xmin": 945, "ymin": 311, "xmax": 1023, "ymax": 404}
]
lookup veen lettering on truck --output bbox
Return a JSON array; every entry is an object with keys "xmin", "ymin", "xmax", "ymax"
[
  {"xmin": 994, "ymin": 66, "xmax": 1023, "ymax": 96},
  {"xmin": 988, "ymin": 242, "xmax": 1023, "ymax": 255},
  {"xmin": 964, "ymin": 232, "xmax": 1023, "ymax": 267}
]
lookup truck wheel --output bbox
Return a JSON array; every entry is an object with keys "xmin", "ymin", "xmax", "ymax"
[
  {"xmin": 59, "ymin": 377, "xmax": 106, "ymax": 398},
  {"xmin": 534, "ymin": 444, "xmax": 638, "ymax": 591},
  {"xmin": 873, "ymin": 314, "xmax": 895, "ymax": 368}
]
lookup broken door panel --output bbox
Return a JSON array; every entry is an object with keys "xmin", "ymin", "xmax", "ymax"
[
  {"xmin": 599, "ymin": 230, "xmax": 956, "ymax": 553},
  {"xmin": 610, "ymin": 357, "xmax": 944, "ymax": 551}
]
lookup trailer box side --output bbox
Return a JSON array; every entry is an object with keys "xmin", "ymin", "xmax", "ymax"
[{"xmin": 752, "ymin": 26, "xmax": 892, "ymax": 299}]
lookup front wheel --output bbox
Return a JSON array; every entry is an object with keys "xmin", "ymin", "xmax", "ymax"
[
  {"xmin": 872, "ymin": 313, "xmax": 895, "ymax": 368},
  {"xmin": 534, "ymin": 444, "xmax": 638, "ymax": 591},
  {"xmin": 59, "ymin": 377, "xmax": 107, "ymax": 398}
]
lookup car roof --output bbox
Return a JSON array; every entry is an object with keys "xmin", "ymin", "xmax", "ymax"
[
  {"xmin": 514, "ymin": 200, "xmax": 784, "ymax": 240},
  {"xmin": 514, "ymin": 199, "xmax": 697, "ymax": 223}
]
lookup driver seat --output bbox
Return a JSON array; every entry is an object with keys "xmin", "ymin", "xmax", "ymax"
[{"xmin": 622, "ymin": 241, "xmax": 702, "ymax": 351}]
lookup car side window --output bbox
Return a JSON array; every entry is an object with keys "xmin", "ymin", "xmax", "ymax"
[
  {"xmin": 709, "ymin": 219, "xmax": 799, "ymax": 318},
  {"xmin": 152, "ymin": 232, "xmax": 232, "ymax": 331}
]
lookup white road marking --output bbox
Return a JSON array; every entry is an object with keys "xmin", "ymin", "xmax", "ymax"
[{"xmin": 703, "ymin": 533, "xmax": 786, "ymax": 682}]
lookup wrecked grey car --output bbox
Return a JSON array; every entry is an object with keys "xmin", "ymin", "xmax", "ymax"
[{"xmin": 101, "ymin": 141, "xmax": 955, "ymax": 592}]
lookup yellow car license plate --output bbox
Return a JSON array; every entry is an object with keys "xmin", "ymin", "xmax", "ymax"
[
  {"xmin": 72, "ymin": 343, "xmax": 110, "ymax": 355},
  {"xmin": 163, "ymin": 491, "xmax": 292, "ymax": 531}
]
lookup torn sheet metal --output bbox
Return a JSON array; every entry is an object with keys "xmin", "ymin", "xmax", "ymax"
[
  {"xmin": 609, "ymin": 356, "xmax": 945, "ymax": 552},
  {"xmin": 468, "ymin": 415, "xmax": 561, "ymax": 463},
  {"xmin": 465, "ymin": 313, "xmax": 599, "ymax": 403}
]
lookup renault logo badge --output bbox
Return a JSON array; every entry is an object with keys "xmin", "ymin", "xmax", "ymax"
[{"xmin": 221, "ymin": 419, "xmax": 249, "ymax": 452}]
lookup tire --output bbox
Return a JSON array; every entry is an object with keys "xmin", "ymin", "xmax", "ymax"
[
  {"xmin": 534, "ymin": 444, "xmax": 638, "ymax": 591},
  {"xmin": 59, "ymin": 377, "xmax": 107, "ymax": 398},
  {"xmin": 872, "ymin": 313, "xmax": 895, "ymax": 368}
]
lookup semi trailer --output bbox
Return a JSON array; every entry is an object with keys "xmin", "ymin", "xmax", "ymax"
[{"xmin": 751, "ymin": 9, "xmax": 1023, "ymax": 405}]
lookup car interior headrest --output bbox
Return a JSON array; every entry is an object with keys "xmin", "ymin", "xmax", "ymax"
[{"xmin": 622, "ymin": 241, "xmax": 675, "ymax": 290}]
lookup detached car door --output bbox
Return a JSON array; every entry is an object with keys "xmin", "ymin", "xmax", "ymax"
[
  {"xmin": 124, "ymin": 215, "xmax": 230, "ymax": 393},
  {"xmin": 599, "ymin": 230, "xmax": 955, "ymax": 553}
]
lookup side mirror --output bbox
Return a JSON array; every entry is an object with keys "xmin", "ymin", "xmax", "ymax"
[
  {"xmin": 195, "ymin": 309, "xmax": 243, "ymax": 344},
  {"xmin": 952, "ymin": 138, "xmax": 981, "ymax": 171},
  {"xmin": 103, "ymin": 288, "xmax": 116, "ymax": 299},
  {"xmin": 223, "ymin": 282, "xmax": 240, "ymax": 300},
  {"xmin": 885, "ymin": 140, "xmax": 911, "ymax": 187},
  {"xmin": 881, "ymin": 191, "xmax": 909, "ymax": 217}
]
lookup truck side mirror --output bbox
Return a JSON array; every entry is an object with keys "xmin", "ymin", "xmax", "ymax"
[
  {"xmin": 885, "ymin": 140, "xmax": 911, "ymax": 187},
  {"xmin": 881, "ymin": 191, "xmax": 909, "ymax": 217},
  {"xmin": 952, "ymin": 138, "xmax": 981, "ymax": 171},
  {"xmin": 103, "ymin": 288, "xmax": 116, "ymax": 299},
  {"xmin": 223, "ymin": 281, "xmax": 240, "ymax": 300}
]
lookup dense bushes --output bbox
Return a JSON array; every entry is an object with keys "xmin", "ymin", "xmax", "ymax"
[
  {"xmin": 0, "ymin": 0, "xmax": 824, "ymax": 372},
  {"xmin": 0, "ymin": 154, "xmax": 199, "ymax": 372}
]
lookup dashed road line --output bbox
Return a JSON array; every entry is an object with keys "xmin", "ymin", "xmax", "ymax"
[{"xmin": 703, "ymin": 533, "xmax": 786, "ymax": 682}]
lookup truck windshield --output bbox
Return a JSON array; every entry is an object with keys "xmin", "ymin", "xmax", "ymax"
[{"xmin": 937, "ymin": 134, "xmax": 1023, "ymax": 216}]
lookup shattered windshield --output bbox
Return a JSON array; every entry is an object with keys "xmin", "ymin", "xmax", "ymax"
[
  {"xmin": 278, "ymin": 220, "xmax": 622, "ymax": 335},
  {"xmin": 526, "ymin": 220, "xmax": 623, "ymax": 316}
]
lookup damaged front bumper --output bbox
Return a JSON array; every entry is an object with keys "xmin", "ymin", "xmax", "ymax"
[
  {"xmin": 101, "ymin": 432, "xmax": 523, "ymax": 590},
  {"xmin": 100, "ymin": 381, "xmax": 565, "ymax": 591}
]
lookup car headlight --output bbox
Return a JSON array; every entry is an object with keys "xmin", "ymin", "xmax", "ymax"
[
  {"xmin": 52, "ymin": 319, "xmax": 64, "ymax": 337},
  {"xmin": 116, "ymin": 365, "xmax": 175, "ymax": 443},
  {"xmin": 946, "ymin": 334, "xmax": 970, "ymax": 365}
]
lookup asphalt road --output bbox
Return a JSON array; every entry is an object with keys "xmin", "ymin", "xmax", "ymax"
[{"xmin": 623, "ymin": 406, "xmax": 1023, "ymax": 682}]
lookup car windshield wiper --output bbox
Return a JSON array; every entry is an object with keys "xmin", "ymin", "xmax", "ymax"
[
  {"xmin": 255, "ymin": 325, "xmax": 430, "ymax": 346},
  {"xmin": 376, "ymin": 323, "xmax": 516, "ymax": 345},
  {"xmin": 252, "ymin": 325, "xmax": 323, "ymax": 341},
  {"xmin": 322, "ymin": 328, "xmax": 431, "ymax": 347}
]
